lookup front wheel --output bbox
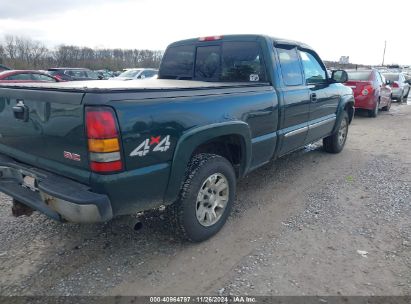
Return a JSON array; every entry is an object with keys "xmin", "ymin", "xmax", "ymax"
[
  {"xmin": 323, "ymin": 111, "xmax": 349, "ymax": 154},
  {"xmin": 169, "ymin": 153, "xmax": 236, "ymax": 242}
]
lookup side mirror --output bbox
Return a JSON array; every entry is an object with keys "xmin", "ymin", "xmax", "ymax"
[
  {"xmin": 331, "ymin": 70, "xmax": 348, "ymax": 83},
  {"xmin": 385, "ymin": 79, "xmax": 391, "ymax": 85}
]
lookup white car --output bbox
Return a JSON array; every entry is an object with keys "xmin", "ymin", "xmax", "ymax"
[
  {"xmin": 113, "ymin": 68, "xmax": 158, "ymax": 80},
  {"xmin": 383, "ymin": 73, "xmax": 410, "ymax": 102}
]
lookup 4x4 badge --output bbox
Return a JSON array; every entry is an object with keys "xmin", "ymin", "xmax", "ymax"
[{"xmin": 130, "ymin": 135, "xmax": 171, "ymax": 157}]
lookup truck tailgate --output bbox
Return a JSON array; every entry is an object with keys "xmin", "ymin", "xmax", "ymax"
[{"xmin": 0, "ymin": 87, "xmax": 90, "ymax": 183}]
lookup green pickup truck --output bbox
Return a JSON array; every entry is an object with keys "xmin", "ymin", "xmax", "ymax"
[{"xmin": 0, "ymin": 35, "xmax": 354, "ymax": 242}]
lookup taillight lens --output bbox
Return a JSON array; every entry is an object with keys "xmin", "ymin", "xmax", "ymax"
[
  {"xmin": 86, "ymin": 108, "xmax": 118, "ymax": 138},
  {"xmin": 362, "ymin": 85, "xmax": 373, "ymax": 96},
  {"xmin": 391, "ymin": 81, "xmax": 399, "ymax": 88},
  {"xmin": 85, "ymin": 107, "xmax": 123, "ymax": 173}
]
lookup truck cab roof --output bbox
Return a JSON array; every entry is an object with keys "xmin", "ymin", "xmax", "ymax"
[{"xmin": 168, "ymin": 34, "xmax": 313, "ymax": 51}]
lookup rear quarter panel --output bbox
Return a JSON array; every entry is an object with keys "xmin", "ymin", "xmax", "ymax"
[{"xmin": 83, "ymin": 86, "xmax": 278, "ymax": 209}]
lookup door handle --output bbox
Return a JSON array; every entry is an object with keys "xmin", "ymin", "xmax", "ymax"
[{"xmin": 310, "ymin": 93, "xmax": 317, "ymax": 102}]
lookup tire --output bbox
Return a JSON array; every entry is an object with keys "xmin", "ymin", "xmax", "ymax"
[
  {"xmin": 397, "ymin": 91, "xmax": 404, "ymax": 103},
  {"xmin": 323, "ymin": 111, "xmax": 349, "ymax": 154},
  {"xmin": 368, "ymin": 100, "xmax": 379, "ymax": 117},
  {"xmin": 382, "ymin": 97, "xmax": 392, "ymax": 111},
  {"xmin": 169, "ymin": 153, "xmax": 236, "ymax": 242}
]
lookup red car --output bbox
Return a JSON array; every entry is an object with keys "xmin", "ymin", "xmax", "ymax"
[
  {"xmin": 0, "ymin": 70, "xmax": 60, "ymax": 83},
  {"xmin": 344, "ymin": 69, "xmax": 392, "ymax": 117}
]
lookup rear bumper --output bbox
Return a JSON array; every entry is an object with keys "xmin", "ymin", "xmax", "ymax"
[
  {"xmin": 354, "ymin": 94, "xmax": 375, "ymax": 110},
  {"xmin": 391, "ymin": 88, "xmax": 402, "ymax": 98},
  {"xmin": 0, "ymin": 154, "xmax": 112, "ymax": 223}
]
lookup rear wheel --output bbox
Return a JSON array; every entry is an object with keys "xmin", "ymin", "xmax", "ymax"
[
  {"xmin": 382, "ymin": 96, "xmax": 392, "ymax": 111},
  {"xmin": 368, "ymin": 100, "xmax": 379, "ymax": 117},
  {"xmin": 169, "ymin": 153, "xmax": 236, "ymax": 242},
  {"xmin": 398, "ymin": 91, "xmax": 404, "ymax": 103},
  {"xmin": 323, "ymin": 111, "xmax": 349, "ymax": 154}
]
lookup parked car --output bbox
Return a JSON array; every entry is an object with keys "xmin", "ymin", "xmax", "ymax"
[
  {"xmin": 95, "ymin": 70, "xmax": 115, "ymax": 80},
  {"xmin": 344, "ymin": 69, "xmax": 392, "ymax": 117},
  {"xmin": 47, "ymin": 68, "xmax": 100, "ymax": 81},
  {"xmin": 114, "ymin": 68, "xmax": 158, "ymax": 80},
  {"xmin": 0, "ymin": 70, "xmax": 60, "ymax": 83},
  {"xmin": 382, "ymin": 72, "xmax": 410, "ymax": 102},
  {"xmin": 0, "ymin": 64, "xmax": 10, "ymax": 72},
  {"xmin": 0, "ymin": 34, "xmax": 354, "ymax": 242}
]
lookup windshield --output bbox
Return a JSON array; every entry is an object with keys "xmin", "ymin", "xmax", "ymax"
[
  {"xmin": 347, "ymin": 71, "xmax": 372, "ymax": 81},
  {"xmin": 383, "ymin": 73, "xmax": 399, "ymax": 81},
  {"xmin": 119, "ymin": 69, "xmax": 143, "ymax": 78}
]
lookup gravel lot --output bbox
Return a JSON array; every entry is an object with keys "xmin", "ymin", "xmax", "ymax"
[{"xmin": 0, "ymin": 100, "xmax": 410, "ymax": 296}]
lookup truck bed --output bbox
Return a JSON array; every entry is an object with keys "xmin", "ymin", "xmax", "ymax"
[{"xmin": 0, "ymin": 79, "xmax": 269, "ymax": 93}]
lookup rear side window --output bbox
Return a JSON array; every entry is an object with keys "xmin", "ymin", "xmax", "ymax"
[
  {"xmin": 160, "ymin": 45, "xmax": 194, "ymax": 79},
  {"xmin": 276, "ymin": 46, "xmax": 303, "ymax": 86},
  {"xmin": 160, "ymin": 41, "xmax": 267, "ymax": 82}
]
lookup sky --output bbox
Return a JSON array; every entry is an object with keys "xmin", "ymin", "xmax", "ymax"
[{"xmin": 0, "ymin": 0, "xmax": 410, "ymax": 65}]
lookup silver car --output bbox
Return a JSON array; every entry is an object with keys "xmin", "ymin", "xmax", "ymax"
[
  {"xmin": 383, "ymin": 72, "xmax": 410, "ymax": 102},
  {"xmin": 113, "ymin": 68, "xmax": 158, "ymax": 80}
]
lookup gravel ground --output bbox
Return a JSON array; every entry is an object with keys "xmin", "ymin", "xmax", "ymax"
[
  {"xmin": 0, "ymin": 101, "xmax": 410, "ymax": 296},
  {"xmin": 223, "ymin": 157, "xmax": 410, "ymax": 295}
]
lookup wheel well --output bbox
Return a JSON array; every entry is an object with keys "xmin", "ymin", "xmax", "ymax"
[
  {"xmin": 192, "ymin": 135, "xmax": 243, "ymax": 177},
  {"xmin": 345, "ymin": 102, "xmax": 354, "ymax": 123}
]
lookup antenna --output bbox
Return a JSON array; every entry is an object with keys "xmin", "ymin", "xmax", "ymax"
[{"xmin": 382, "ymin": 40, "xmax": 387, "ymax": 66}]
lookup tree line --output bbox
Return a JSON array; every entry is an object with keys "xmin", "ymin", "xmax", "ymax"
[{"xmin": 0, "ymin": 36, "xmax": 163, "ymax": 71}]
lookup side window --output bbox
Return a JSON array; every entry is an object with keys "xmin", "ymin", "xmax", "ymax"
[
  {"xmin": 31, "ymin": 73, "xmax": 57, "ymax": 82},
  {"xmin": 221, "ymin": 41, "xmax": 266, "ymax": 82},
  {"xmin": 195, "ymin": 45, "xmax": 221, "ymax": 80},
  {"xmin": 6, "ymin": 73, "xmax": 32, "ymax": 80},
  {"xmin": 276, "ymin": 46, "xmax": 303, "ymax": 86},
  {"xmin": 299, "ymin": 50, "xmax": 327, "ymax": 84},
  {"xmin": 376, "ymin": 72, "xmax": 383, "ymax": 85},
  {"xmin": 380, "ymin": 74, "xmax": 386, "ymax": 85}
]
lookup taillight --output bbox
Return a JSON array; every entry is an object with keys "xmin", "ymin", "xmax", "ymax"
[
  {"xmin": 362, "ymin": 85, "xmax": 373, "ymax": 96},
  {"xmin": 199, "ymin": 35, "xmax": 222, "ymax": 41},
  {"xmin": 85, "ymin": 107, "xmax": 123, "ymax": 173},
  {"xmin": 391, "ymin": 81, "xmax": 399, "ymax": 88}
]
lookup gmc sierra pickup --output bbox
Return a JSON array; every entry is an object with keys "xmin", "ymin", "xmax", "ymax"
[{"xmin": 0, "ymin": 35, "xmax": 354, "ymax": 242}]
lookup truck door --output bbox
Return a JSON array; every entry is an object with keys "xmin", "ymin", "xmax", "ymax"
[
  {"xmin": 275, "ymin": 45, "xmax": 310, "ymax": 156},
  {"xmin": 298, "ymin": 49, "xmax": 339, "ymax": 143}
]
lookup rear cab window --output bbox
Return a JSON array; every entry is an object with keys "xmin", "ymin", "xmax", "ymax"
[{"xmin": 159, "ymin": 40, "xmax": 267, "ymax": 83}]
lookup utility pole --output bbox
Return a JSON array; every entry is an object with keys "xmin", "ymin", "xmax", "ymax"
[{"xmin": 382, "ymin": 40, "xmax": 387, "ymax": 66}]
